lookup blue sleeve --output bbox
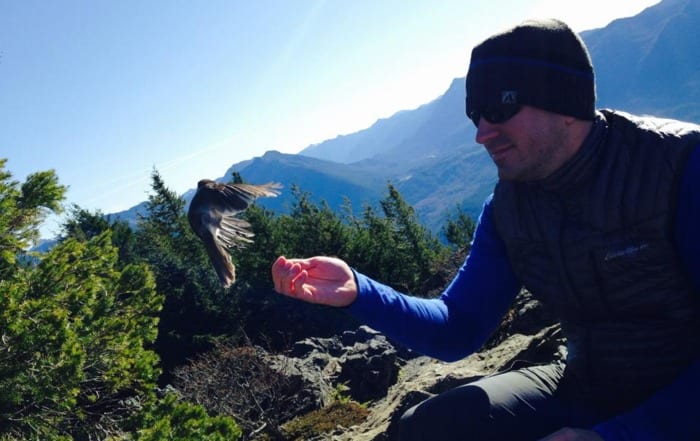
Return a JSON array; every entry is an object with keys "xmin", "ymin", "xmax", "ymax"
[
  {"xmin": 347, "ymin": 196, "xmax": 521, "ymax": 361},
  {"xmin": 592, "ymin": 359, "xmax": 700, "ymax": 440},
  {"xmin": 593, "ymin": 144, "xmax": 700, "ymax": 440}
]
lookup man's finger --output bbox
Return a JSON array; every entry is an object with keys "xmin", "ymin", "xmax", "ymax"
[{"xmin": 291, "ymin": 269, "xmax": 307, "ymax": 296}]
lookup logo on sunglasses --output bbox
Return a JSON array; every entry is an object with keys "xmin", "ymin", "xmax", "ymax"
[{"xmin": 501, "ymin": 91, "xmax": 517, "ymax": 104}]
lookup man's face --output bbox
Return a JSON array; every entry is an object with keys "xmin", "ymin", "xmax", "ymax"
[{"xmin": 474, "ymin": 105, "xmax": 572, "ymax": 181}]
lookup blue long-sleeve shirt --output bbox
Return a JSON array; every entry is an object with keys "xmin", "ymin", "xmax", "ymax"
[{"xmin": 347, "ymin": 145, "xmax": 700, "ymax": 440}]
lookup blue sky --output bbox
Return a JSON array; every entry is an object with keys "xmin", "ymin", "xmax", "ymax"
[{"xmin": 1, "ymin": 0, "xmax": 659, "ymax": 238}]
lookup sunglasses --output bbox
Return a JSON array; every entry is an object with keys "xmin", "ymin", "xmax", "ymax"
[{"xmin": 467, "ymin": 103, "xmax": 521, "ymax": 127}]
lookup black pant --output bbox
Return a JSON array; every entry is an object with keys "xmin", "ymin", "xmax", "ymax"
[{"xmin": 398, "ymin": 363, "xmax": 605, "ymax": 441}]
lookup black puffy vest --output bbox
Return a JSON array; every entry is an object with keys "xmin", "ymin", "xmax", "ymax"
[{"xmin": 493, "ymin": 110, "xmax": 700, "ymax": 409}]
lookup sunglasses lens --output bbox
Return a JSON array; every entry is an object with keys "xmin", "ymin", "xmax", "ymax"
[
  {"xmin": 467, "ymin": 109, "xmax": 480, "ymax": 127},
  {"xmin": 468, "ymin": 104, "xmax": 520, "ymax": 127}
]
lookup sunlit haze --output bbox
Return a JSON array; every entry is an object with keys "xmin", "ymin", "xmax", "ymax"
[{"xmin": 0, "ymin": 0, "xmax": 660, "ymax": 238}]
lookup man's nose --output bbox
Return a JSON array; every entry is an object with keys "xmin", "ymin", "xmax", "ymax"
[{"xmin": 475, "ymin": 119, "xmax": 499, "ymax": 145}]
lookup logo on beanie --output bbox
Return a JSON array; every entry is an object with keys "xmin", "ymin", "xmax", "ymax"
[{"xmin": 502, "ymin": 91, "xmax": 517, "ymax": 104}]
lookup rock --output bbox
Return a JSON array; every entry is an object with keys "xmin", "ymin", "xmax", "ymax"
[{"xmin": 287, "ymin": 326, "xmax": 401, "ymax": 404}]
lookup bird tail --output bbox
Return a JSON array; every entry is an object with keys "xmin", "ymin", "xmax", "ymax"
[{"xmin": 205, "ymin": 241, "xmax": 236, "ymax": 288}]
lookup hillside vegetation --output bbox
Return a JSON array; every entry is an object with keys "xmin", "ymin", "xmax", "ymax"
[{"xmin": 1, "ymin": 160, "xmax": 474, "ymax": 440}]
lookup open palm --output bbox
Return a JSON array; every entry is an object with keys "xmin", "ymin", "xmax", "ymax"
[{"xmin": 271, "ymin": 256, "xmax": 358, "ymax": 307}]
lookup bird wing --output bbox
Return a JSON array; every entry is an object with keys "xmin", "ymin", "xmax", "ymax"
[
  {"xmin": 216, "ymin": 182, "xmax": 282, "ymax": 210},
  {"xmin": 217, "ymin": 216, "xmax": 255, "ymax": 249},
  {"xmin": 214, "ymin": 182, "xmax": 281, "ymax": 248}
]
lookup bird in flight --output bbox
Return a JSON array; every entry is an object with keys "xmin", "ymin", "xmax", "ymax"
[{"xmin": 187, "ymin": 179, "xmax": 282, "ymax": 288}]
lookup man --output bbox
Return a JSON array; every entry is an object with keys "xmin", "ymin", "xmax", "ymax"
[{"xmin": 272, "ymin": 19, "xmax": 700, "ymax": 441}]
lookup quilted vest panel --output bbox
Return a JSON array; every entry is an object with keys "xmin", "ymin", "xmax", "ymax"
[{"xmin": 493, "ymin": 110, "xmax": 700, "ymax": 408}]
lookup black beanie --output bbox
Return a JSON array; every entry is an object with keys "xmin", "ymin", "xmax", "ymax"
[{"xmin": 466, "ymin": 18, "xmax": 596, "ymax": 121}]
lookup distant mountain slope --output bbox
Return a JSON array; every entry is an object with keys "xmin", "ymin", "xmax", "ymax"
[
  {"xmin": 299, "ymin": 77, "xmax": 474, "ymax": 167},
  {"xmin": 299, "ymin": 106, "xmax": 430, "ymax": 165},
  {"xmin": 583, "ymin": 0, "xmax": 700, "ymax": 121},
  {"xmin": 221, "ymin": 150, "xmax": 386, "ymax": 214}
]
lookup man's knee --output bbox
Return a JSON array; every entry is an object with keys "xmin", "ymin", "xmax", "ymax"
[
  {"xmin": 397, "ymin": 401, "xmax": 425, "ymax": 441},
  {"xmin": 396, "ymin": 385, "xmax": 490, "ymax": 441}
]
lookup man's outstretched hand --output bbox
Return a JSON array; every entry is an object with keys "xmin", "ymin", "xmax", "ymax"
[{"xmin": 271, "ymin": 256, "xmax": 358, "ymax": 307}]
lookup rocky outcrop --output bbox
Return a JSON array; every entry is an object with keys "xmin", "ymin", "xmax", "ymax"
[
  {"xmin": 334, "ymin": 324, "xmax": 564, "ymax": 441},
  {"xmin": 287, "ymin": 326, "xmax": 402, "ymax": 404},
  {"xmin": 171, "ymin": 290, "xmax": 562, "ymax": 440},
  {"xmin": 269, "ymin": 290, "xmax": 564, "ymax": 441}
]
